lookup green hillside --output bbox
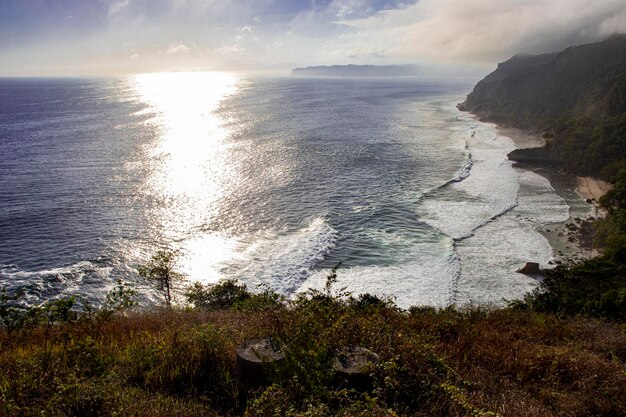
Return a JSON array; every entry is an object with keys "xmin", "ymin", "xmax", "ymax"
[{"xmin": 462, "ymin": 34, "xmax": 626, "ymax": 178}]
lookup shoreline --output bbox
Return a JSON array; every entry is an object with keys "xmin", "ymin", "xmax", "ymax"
[{"xmin": 496, "ymin": 126, "xmax": 610, "ymax": 265}]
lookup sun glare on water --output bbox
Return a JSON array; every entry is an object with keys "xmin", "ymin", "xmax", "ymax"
[{"xmin": 132, "ymin": 71, "xmax": 241, "ymax": 282}]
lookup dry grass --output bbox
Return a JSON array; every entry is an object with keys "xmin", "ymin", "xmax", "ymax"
[{"xmin": 1, "ymin": 302, "xmax": 625, "ymax": 416}]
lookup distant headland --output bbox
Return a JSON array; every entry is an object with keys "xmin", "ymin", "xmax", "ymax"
[{"xmin": 291, "ymin": 64, "xmax": 419, "ymax": 77}]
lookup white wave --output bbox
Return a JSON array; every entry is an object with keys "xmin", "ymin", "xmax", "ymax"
[
  {"xmin": 424, "ymin": 142, "xmax": 474, "ymax": 194},
  {"xmin": 420, "ymin": 113, "xmax": 519, "ymax": 240},
  {"xmin": 0, "ymin": 261, "xmax": 115, "ymax": 304},
  {"xmin": 454, "ymin": 216, "xmax": 551, "ymax": 306},
  {"xmin": 221, "ymin": 218, "xmax": 338, "ymax": 294},
  {"xmin": 414, "ymin": 101, "xmax": 574, "ymax": 306},
  {"xmin": 454, "ymin": 171, "xmax": 568, "ymax": 306},
  {"xmin": 297, "ymin": 238, "xmax": 459, "ymax": 309},
  {"xmin": 515, "ymin": 170, "xmax": 570, "ymax": 225}
]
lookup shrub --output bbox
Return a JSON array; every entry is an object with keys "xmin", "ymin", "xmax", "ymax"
[{"xmin": 185, "ymin": 279, "xmax": 251, "ymax": 310}]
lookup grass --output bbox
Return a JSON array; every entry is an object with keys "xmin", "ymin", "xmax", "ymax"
[{"xmin": 1, "ymin": 282, "xmax": 625, "ymax": 416}]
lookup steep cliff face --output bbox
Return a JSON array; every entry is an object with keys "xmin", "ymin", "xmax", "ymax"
[
  {"xmin": 462, "ymin": 35, "xmax": 626, "ymax": 130},
  {"xmin": 462, "ymin": 35, "xmax": 626, "ymax": 178}
]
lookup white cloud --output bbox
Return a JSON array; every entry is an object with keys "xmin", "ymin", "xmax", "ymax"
[
  {"xmin": 166, "ymin": 43, "xmax": 191, "ymax": 54},
  {"xmin": 104, "ymin": 0, "xmax": 130, "ymax": 16},
  {"xmin": 337, "ymin": 0, "xmax": 626, "ymax": 63},
  {"xmin": 215, "ymin": 44, "xmax": 247, "ymax": 55}
]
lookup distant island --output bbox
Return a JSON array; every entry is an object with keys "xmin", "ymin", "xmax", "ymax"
[{"xmin": 291, "ymin": 64, "xmax": 419, "ymax": 77}]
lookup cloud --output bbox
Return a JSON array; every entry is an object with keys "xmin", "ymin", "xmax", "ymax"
[
  {"xmin": 105, "ymin": 0, "xmax": 130, "ymax": 16},
  {"xmin": 215, "ymin": 44, "xmax": 247, "ymax": 55},
  {"xmin": 166, "ymin": 43, "xmax": 191, "ymax": 54},
  {"xmin": 237, "ymin": 26, "xmax": 253, "ymax": 34},
  {"xmin": 338, "ymin": 0, "xmax": 626, "ymax": 63},
  {"xmin": 3, "ymin": 0, "xmax": 624, "ymax": 75}
]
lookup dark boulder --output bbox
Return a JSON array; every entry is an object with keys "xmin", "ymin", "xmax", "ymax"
[
  {"xmin": 517, "ymin": 262, "xmax": 541, "ymax": 274},
  {"xmin": 333, "ymin": 346, "xmax": 380, "ymax": 391}
]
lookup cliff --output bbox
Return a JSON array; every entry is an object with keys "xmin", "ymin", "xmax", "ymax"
[
  {"xmin": 462, "ymin": 34, "xmax": 626, "ymax": 129},
  {"xmin": 461, "ymin": 34, "xmax": 626, "ymax": 178}
]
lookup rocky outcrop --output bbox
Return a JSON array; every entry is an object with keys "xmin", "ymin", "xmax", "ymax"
[
  {"xmin": 507, "ymin": 147, "xmax": 562, "ymax": 166},
  {"xmin": 517, "ymin": 262, "xmax": 541, "ymax": 274}
]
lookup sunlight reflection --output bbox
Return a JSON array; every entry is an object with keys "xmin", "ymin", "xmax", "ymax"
[
  {"xmin": 134, "ymin": 72, "xmax": 238, "ymax": 199},
  {"xmin": 132, "ymin": 72, "xmax": 240, "ymax": 281}
]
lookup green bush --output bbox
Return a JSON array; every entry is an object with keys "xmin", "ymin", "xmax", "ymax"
[
  {"xmin": 184, "ymin": 279, "xmax": 251, "ymax": 310},
  {"xmin": 520, "ymin": 257, "xmax": 626, "ymax": 320}
]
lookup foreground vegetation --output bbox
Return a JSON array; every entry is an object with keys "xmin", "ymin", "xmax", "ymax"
[{"xmin": 1, "ymin": 265, "xmax": 626, "ymax": 417}]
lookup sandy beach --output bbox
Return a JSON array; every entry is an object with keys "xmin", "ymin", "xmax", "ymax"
[{"xmin": 576, "ymin": 176, "xmax": 613, "ymax": 201}]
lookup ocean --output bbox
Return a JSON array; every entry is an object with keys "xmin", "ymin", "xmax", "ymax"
[{"xmin": 0, "ymin": 73, "xmax": 570, "ymax": 308}]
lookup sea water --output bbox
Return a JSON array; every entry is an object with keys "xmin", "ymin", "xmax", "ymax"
[{"xmin": 0, "ymin": 74, "xmax": 569, "ymax": 308}]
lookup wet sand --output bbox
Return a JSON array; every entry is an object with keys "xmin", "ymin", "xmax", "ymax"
[{"xmin": 498, "ymin": 126, "xmax": 546, "ymax": 149}]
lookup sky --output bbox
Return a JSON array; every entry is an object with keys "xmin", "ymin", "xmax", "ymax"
[{"xmin": 1, "ymin": 0, "xmax": 626, "ymax": 76}]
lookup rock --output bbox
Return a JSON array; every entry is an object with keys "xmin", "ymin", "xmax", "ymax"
[
  {"xmin": 586, "ymin": 199, "xmax": 593, "ymax": 204},
  {"xmin": 333, "ymin": 346, "xmax": 379, "ymax": 375},
  {"xmin": 517, "ymin": 262, "xmax": 541, "ymax": 274},
  {"xmin": 237, "ymin": 337, "xmax": 285, "ymax": 390},
  {"xmin": 333, "ymin": 346, "xmax": 380, "ymax": 391}
]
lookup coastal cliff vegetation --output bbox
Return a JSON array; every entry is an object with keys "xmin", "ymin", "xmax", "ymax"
[{"xmin": 462, "ymin": 34, "xmax": 626, "ymax": 179}]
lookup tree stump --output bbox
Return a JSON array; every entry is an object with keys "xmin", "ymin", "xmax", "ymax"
[
  {"xmin": 236, "ymin": 337, "xmax": 284, "ymax": 391},
  {"xmin": 332, "ymin": 346, "xmax": 379, "ymax": 391}
]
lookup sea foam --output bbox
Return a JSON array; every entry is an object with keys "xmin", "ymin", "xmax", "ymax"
[{"xmin": 219, "ymin": 217, "xmax": 338, "ymax": 295}]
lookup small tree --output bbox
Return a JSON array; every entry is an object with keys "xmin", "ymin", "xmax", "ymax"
[
  {"xmin": 138, "ymin": 250, "xmax": 183, "ymax": 308},
  {"xmin": 0, "ymin": 287, "xmax": 27, "ymax": 343}
]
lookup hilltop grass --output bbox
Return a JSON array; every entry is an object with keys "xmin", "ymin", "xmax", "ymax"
[{"xmin": 1, "ymin": 279, "xmax": 626, "ymax": 417}]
